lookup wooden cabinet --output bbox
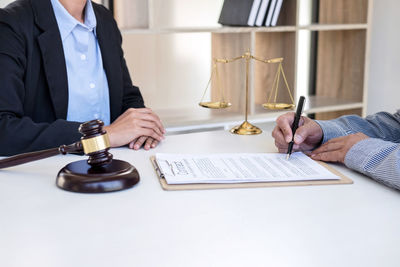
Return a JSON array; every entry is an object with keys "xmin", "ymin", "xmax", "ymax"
[{"xmin": 113, "ymin": 0, "xmax": 372, "ymax": 130}]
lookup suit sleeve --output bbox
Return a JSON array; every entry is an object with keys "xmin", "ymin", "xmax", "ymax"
[{"xmin": 0, "ymin": 12, "xmax": 81, "ymax": 156}]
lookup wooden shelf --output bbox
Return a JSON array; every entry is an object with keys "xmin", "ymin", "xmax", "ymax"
[
  {"xmin": 121, "ymin": 24, "xmax": 368, "ymax": 35},
  {"xmin": 299, "ymin": 23, "xmax": 368, "ymax": 31},
  {"xmin": 159, "ymin": 96, "xmax": 364, "ymax": 132},
  {"xmin": 303, "ymin": 96, "xmax": 363, "ymax": 114},
  {"xmin": 253, "ymin": 95, "xmax": 363, "ymax": 115},
  {"xmin": 121, "ymin": 26, "xmax": 297, "ymax": 35},
  {"xmin": 117, "ymin": 0, "xmax": 372, "ymax": 131}
]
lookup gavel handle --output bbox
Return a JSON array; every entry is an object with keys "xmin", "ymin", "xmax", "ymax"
[{"xmin": 0, "ymin": 142, "xmax": 83, "ymax": 169}]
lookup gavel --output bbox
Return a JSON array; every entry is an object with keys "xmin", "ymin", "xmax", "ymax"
[{"xmin": 0, "ymin": 120, "xmax": 140, "ymax": 193}]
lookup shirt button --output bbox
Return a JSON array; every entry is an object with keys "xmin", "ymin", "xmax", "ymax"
[
  {"xmin": 89, "ymin": 83, "xmax": 95, "ymax": 89},
  {"xmin": 94, "ymin": 113, "xmax": 99, "ymax": 119},
  {"xmin": 80, "ymin": 54, "xmax": 86, "ymax": 60}
]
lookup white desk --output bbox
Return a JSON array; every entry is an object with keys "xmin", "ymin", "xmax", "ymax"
[{"xmin": 1, "ymin": 129, "xmax": 399, "ymax": 267}]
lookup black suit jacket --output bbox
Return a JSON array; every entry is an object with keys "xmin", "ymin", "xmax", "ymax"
[{"xmin": 0, "ymin": 0, "xmax": 145, "ymax": 156}]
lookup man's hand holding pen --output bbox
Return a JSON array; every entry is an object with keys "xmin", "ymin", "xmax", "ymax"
[
  {"xmin": 272, "ymin": 112, "xmax": 323, "ymax": 154},
  {"xmin": 272, "ymin": 99, "xmax": 369, "ymax": 163}
]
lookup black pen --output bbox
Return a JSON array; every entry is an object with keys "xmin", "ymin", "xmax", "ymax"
[{"xmin": 286, "ymin": 96, "xmax": 306, "ymax": 160}]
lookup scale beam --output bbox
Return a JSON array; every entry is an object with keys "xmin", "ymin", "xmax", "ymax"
[{"xmin": 199, "ymin": 50, "xmax": 294, "ymax": 135}]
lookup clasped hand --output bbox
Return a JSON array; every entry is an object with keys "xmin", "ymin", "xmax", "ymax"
[
  {"xmin": 104, "ymin": 108, "xmax": 165, "ymax": 150},
  {"xmin": 272, "ymin": 112, "xmax": 368, "ymax": 163}
]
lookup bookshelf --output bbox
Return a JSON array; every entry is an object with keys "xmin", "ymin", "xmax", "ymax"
[{"xmin": 114, "ymin": 0, "xmax": 372, "ymax": 131}]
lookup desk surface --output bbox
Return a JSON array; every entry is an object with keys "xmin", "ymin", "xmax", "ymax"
[{"xmin": 1, "ymin": 129, "xmax": 399, "ymax": 267}]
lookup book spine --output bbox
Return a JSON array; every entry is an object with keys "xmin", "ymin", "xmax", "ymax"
[
  {"xmin": 271, "ymin": 0, "xmax": 283, "ymax": 26},
  {"xmin": 265, "ymin": 0, "xmax": 277, "ymax": 26},
  {"xmin": 255, "ymin": 0, "xmax": 270, "ymax": 26},
  {"xmin": 247, "ymin": 0, "xmax": 262, "ymax": 26}
]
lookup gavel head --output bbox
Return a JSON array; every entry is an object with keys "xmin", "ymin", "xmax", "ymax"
[{"xmin": 78, "ymin": 120, "xmax": 113, "ymax": 167}]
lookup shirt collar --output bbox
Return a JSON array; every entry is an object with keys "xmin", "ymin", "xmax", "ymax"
[{"xmin": 50, "ymin": 0, "xmax": 97, "ymax": 41}]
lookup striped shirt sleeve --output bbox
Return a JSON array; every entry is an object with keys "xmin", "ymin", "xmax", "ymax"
[{"xmin": 315, "ymin": 111, "xmax": 400, "ymax": 190}]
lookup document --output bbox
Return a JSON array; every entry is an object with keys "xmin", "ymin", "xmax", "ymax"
[{"xmin": 154, "ymin": 152, "xmax": 340, "ymax": 185}]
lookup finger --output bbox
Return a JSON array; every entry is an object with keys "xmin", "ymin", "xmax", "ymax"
[
  {"xmin": 138, "ymin": 120, "xmax": 164, "ymax": 137},
  {"xmin": 275, "ymin": 143, "xmax": 301, "ymax": 153},
  {"xmin": 133, "ymin": 124, "xmax": 164, "ymax": 141},
  {"xmin": 137, "ymin": 108, "xmax": 163, "ymax": 124},
  {"xmin": 125, "ymin": 108, "xmax": 165, "ymax": 133},
  {"xmin": 293, "ymin": 121, "xmax": 317, "ymax": 144},
  {"xmin": 134, "ymin": 113, "xmax": 165, "ymax": 134},
  {"xmin": 133, "ymin": 136, "xmax": 147, "ymax": 150},
  {"xmin": 311, "ymin": 151, "xmax": 342, "ymax": 163},
  {"xmin": 129, "ymin": 139, "xmax": 136, "ymax": 149},
  {"xmin": 139, "ymin": 128, "xmax": 164, "ymax": 142},
  {"xmin": 151, "ymin": 139, "xmax": 159, "ymax": 148},
  {"xmin": 272, "ymin": 126, "xmax": 288, "ymax": 147},
  {"xmin": 135, "ymin": 108, "xmax": 155, "ymax": 114},
  {"xmin": 275, "ymin": 143, "xmax": 288, "ymax": 151},
  {"xmin": 276, "ymin": 112, "xmax": 296, "ymax": 143},
  {"xmin": 278, "ymin": 148, "xmax": 287, "ymax": 153},
  {"xmin": 134, "ymin": 108, "xmax": 165, "ymax": 133},
  {"xmin": 143, "ymin": 137, "xmax": 153, "ymax": 150},
  {"xmin": 312, "ymin": 141, "xmax": 342, "ymax": 154}
]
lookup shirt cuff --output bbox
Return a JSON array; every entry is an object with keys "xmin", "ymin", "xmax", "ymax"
[
  {"xmin": 344, "ymin": 138, "xmax": 395, "ymax": 173},
  {"xmin": 315, "ymin": 120, "xmax": 348, "ymax": 144}
]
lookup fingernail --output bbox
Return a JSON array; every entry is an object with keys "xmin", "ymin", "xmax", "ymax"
[
  {"xmin": 294, "ymin": 134, "xmax": 303, "ymax": 143},
  {"xmin": 285, "ymin": 136, "xmax": 291, "ymax": 143},
  {"xmin": 134, "ymin": 145, "xmax": 139, "ymax": 150}
]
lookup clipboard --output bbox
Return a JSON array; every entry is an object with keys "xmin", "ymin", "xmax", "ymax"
[{"xmin": 150, "ymin": 156, "xmax": 353, "ymax": 191}]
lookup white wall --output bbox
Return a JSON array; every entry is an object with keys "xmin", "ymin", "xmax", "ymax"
[
  {"xmin": 122, "ymin": 0, "xmax": 224, "ymax": 111},
  {"xmin": 0, "ymin": 0, "xmax": 13, "ymax": 8},
  {"xmin": 367, "ymin": 0, "xmax": 400, "ymax": 115},
  {"xmin": 1, "ymin": 0, "xmax": 398, "ymax": 115}
]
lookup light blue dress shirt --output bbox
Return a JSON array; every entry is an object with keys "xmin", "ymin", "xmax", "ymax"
[
  {"xmin": 316, "ymin": 111, "xmax": 400, "ymax": 190},
  {"xmin": 51, "ymin": 0, "xmax": 110, "ymax": 125}
]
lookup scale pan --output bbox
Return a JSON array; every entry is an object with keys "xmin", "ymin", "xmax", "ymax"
[
  {"xmin": 262, "ymin": 103, "xmax": 295, "ymax": 110},
  {"xmin": 199, "ymin": 101, "xmax": 232, "ymax": 109}
]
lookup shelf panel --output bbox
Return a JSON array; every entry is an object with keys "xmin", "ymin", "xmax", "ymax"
[
  {"xmin": 121, "ymin": 26, "xmax": 297, "ymax": 35},
  {"xmin": 299, "ymin": 23, "xmax": 368, "ymax": 31},
  {"xmin": 303, "ymin": 96, "xmax": 363, "ymax": 114},
  {"xmin": 158, "ymin": 106, "xmax": 287, "ymax": 131},
  {"xmin": 158, "ymin": 96, "xmax": 363, "ymax": 132},
  {"xmin": 254, "ymin": 95, "xmax": 363, "ymax": 115},
  {"xmin": 121, "ymin": 24, "xmax": 368, "ymax": 35}
]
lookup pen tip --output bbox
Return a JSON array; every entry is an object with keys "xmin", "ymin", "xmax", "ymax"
[{"xmin": 286, "ymin": 154, "xmax": 290, "ymax": 160}]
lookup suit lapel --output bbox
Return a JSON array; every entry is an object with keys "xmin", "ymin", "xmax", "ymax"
[
  {"xmin": 32, "ymin": 0, "xmax": 69, "ymax": 119},
  {"xmin": 37, "ymin": 31, "xmax": 69, "ymax": 119},
  {"xmin": 94, "ymin": 7, "xmax": 123, "ymax": 122}
]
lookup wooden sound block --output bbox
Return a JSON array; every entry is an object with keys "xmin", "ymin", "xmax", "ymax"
[{"xmin": 56, "ymin": 159, "xmax": 140, "ymax": 193}]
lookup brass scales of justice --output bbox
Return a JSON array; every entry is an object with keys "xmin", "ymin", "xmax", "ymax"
[{"xmin": 199, "ymin": 50, "xmax": 295, "ymax": 135}]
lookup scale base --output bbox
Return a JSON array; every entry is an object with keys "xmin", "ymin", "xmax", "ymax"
[
  {"xmin": 230, "ymin": 121, "xmax": 262, "ymax": 135},
  {"xmin": 56, "ymin": 159, "xmax": 140, "ymax": 193}
]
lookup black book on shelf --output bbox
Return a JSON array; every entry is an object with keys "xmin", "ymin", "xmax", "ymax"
[{"xmin": 218, "ymin": 0, "xmax": 255, "ymax": 26}]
